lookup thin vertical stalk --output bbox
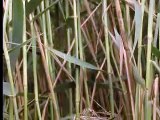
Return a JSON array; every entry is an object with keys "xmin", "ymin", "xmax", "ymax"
[
  {"xmin": 9, "ymin": 98, "xmax": 13, "ymax": 120},
  {"xmin": 8, "ymin": 0, "xmax": 12, "ymax": 48},
  {"xmin": 77, "ymin": 0, "xmax": 90, "ymax": 108},
  {"xmin": 43, "ymin": 2, "xmax": 58, "ymax": 117},
  {"xmin": 34, "ymin": 103, "xmax": 38, "ymax": 120},
  {"xmin": 103, "ymin": 0, "xmax": 114, "ymax": 116},
  {"xmin": 136, "ymin": 0, "xmax": 146, "ymax": 119},
  {"xmin": 29, "ymin": 14, "xmax": 42, "ymax": 119},
  {"xmin": 110, "ymin": 45, "xmax": 130, "ymax": 119},
  {"xmin": 22, "ymin": 0, "xmax": 28, "ymax": 119},
  {"xmin": 153, "ymin": 76, "xmax": 159, "ymax": 120},
  {"xmin": 45, "ymin": 0, "xmax": 56, "ymax": 80},
  {"xmin": 156, "ymin": 13, "xmax": 160, "ymax": 116},
  {"xmin": 49, "ymin": 100, "xmax": 54, "ymax": 120},
  {"xmin": 65, "ymin": 0, "xmax": 73, "ymax": 115},
  {"xmin": 145, "ymin": 0, "xmax": 154, "ymax": 90},
  {"xmin": 73, "ymin": 0, "xmax": 80, "ymax": 119},
  {"xmin": 40, "ymin": 2, "xmax": 60, "ymax": 118},
  {"xmin": 145, "ymin": 0, "xmax": 155, "ymax": 120},
  {"xmin": 126, "ymin": 1, "xmax": 131, "ymax": 46},
  {"xmin": 41, "ymin": 1, "xmax": 49, "ymax": 65},
  {"xmin": 158, "ymin": 13, "xmax": 160, "ymax": 51},
  {"xmin": 135, "ymin": 85, "xmax": 140, "ymax": 120},
  {"xmin": 138, "ymin": 0, "xmax": 146, "ymax": 70}
]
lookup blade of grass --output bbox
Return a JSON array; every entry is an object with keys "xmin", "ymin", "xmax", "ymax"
[
  {"xmin": 48, "ymin": 48, "xmax": 100, "ymax": 71},
  {"xmin": 131, "ymin": 1, "xmax": 143, "ymax": 56},
  {"xmin": 51, "ymin": 38, "xmax": 75, "ymax": 88},
  {"xmin": 11, "ymin": 0, "xmax": 24, "ymax": 71}
]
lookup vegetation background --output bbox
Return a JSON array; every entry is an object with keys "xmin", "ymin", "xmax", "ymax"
[{"xmin": 3, "ymin": 0, "xmax": 160, "ymax": 119}]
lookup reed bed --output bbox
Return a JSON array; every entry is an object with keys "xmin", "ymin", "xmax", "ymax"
[{"xmin": 3, "ymin": 0, "xmax": 160, "ymax": 119}]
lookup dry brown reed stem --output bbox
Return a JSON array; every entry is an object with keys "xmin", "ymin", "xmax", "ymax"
[
  {"xmin": 114, "ymin": 0, "xmax": 130, "ymax": 53},
  {"xmin": 42, "ymin": 98, "xmax": 49, "ymax": 120},
  {"xmin": 81, "ymin": 2, "xmax": 102, "ymax": 27},
  {"xmin": 114, "ymin": 0, "xmax": 135, "ymax": 119},
  {"xmin": 81, "ymin": 25, "xmax": 107, "ymax": 109},
  {"xmin": 153, "ymin": 75, "xmax": 159, "ymax": 120},
  {"xmin": 34, "ymin": 22, "xmax": 60, "ymax": 119},
  {"xmin": 83, "ymin": 0, "xmax": 106, "ymax": 54},
  {"xmin": 15, "ymin": 62, "xmax": 24, "ymax": 106},
  {"xmin": 51, "ymin": 56, "xmax": 74, "ymax": 80},
  {"xmin": 52, "ymin": 39, "xmax": 75, "ymax": 88},
  {"xmin": 91, "ymin": 58, "xmax": 106, "ymax": 107},
  {"xmin": 82, "ymin": 26, "xmax": 105, "ymax": 80}
]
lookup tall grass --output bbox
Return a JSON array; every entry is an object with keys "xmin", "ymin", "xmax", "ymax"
[{"xmin": 3, "ymin": 0, "xmax": 160, "ymax": 119}]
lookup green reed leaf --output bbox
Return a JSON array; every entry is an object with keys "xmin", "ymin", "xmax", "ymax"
[{"xmin": 48, "ymin": 48, "xmax": 100, "ymax": 70}]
